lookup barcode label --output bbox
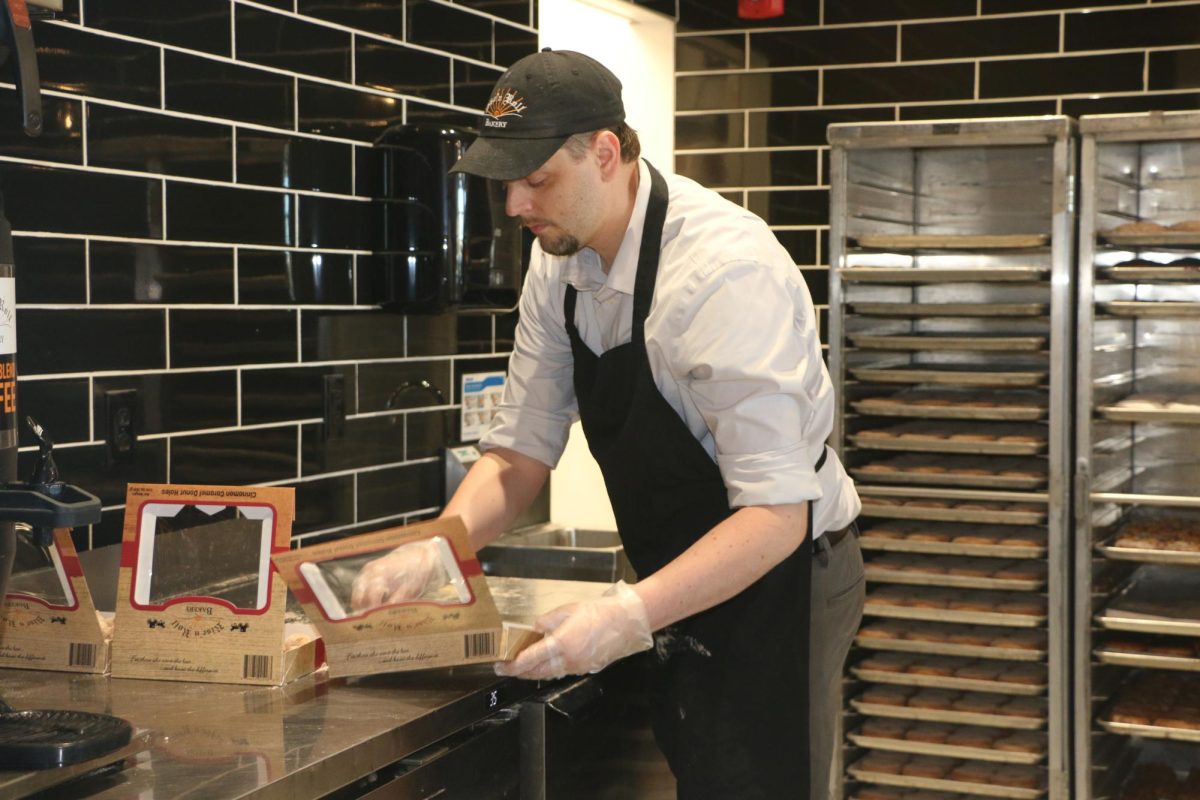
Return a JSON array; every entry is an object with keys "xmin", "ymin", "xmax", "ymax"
[
  {"xmin": 68, "ymin": 642, "xmax": 96, "ymax": 667},
  {"xmin": 464, "ymin": 632, "xmax": 496, "ymax": 658},
  {"xmin": 243, "ymin": 654, "xmax": 272, "ymax": 679}
]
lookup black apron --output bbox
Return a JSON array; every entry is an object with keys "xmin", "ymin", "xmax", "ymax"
[{"xmin": 564, "ymin": 162, "xmax": 813, "ymax": 799}]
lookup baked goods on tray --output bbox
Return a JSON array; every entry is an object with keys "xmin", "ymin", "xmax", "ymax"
[
  {"xmin": 866, "ymin": 586, "xmax": 1047, "ymax": 616},
  {"xmin": 859, "ymin": 521, "xmax": 1046, "ymax": 550},
  {"xmin": 866, "ymin": 554, "xmax": 1048, "ymax": 584},
  {"xmin": 860, "ymin": 496, "xmax": 1047, "ymax": 520},
  {"xmin": 850, "ymin": 752, "xmax": 1047, "ymax": 791},
  {"xmin": 855, "ymin": 421, "xmax": 1047, "ymax": 447},
  {"xmin": 1111, "ymin": 517, "xmax": 1200, "ymax": 552},
  {"xmin": 1101, "ymin": 633, "xmax": 1200, "ymax": 659},
  {"xmin": 856, "ymin": 454, "xmax": 1048, "ymax": 484},
  {"xmin": 857, "ymin": 619, "xmax": 1047, "ymax": 652},
  {"xmin": 1110, "ymin": 221, "xmax": 1168, "ymax": 234},
  {"xmin": 856, "ymin": 685, "xmax": 1047, "ymax": 719},
  {"xmin": 857, "ymin": 390, "xmax": 1048, "ymax": 412},
  {"xmin": 1104, "ymin": 672, "xmax": 1200, "ymax": 730}
]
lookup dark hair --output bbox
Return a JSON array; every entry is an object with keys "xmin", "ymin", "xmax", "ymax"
[{"xmin": 563, "ymin": 122, "xmax": 641, "ymax": 164}]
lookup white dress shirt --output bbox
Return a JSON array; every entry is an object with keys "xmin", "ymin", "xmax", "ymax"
[{"xmin": 481, "ymin": 160, "xmax": 861, "ymax": 538}]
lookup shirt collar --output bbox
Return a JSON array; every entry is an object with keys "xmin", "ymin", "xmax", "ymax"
[{"xmin": 561, "ymin": 159, "xmax": 651, "ymax": 296}]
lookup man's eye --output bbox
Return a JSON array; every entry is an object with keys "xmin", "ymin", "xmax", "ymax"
[{"xmin": 527, "ymin": 177, "xmax": 546, "ymax": 188}]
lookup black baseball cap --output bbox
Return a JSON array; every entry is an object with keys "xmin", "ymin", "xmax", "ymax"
[{"xmin": 450, "ymin": 48, "xmax": 625, "ymax": 181}]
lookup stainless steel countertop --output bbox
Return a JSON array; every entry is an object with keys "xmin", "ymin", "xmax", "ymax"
[
  {"xmin": 0, "ymin": 665, "xmax": 534, "ymax": 800},
  {"xmin": 0, "ymin": 578, "xmax": 609, "ymax": 800}
]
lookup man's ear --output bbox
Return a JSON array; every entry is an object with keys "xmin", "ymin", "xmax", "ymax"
[{"xmin": 593, "ymin": 130, "xmax": 622, "ymax": 180}]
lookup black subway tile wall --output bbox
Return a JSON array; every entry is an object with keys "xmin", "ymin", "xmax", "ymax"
[
  {"xmin": 15, "ymin": 2, "xmax": 534, "ymax": 548},
  {"xmin": 675, "ymin": 0, "xmax": 1200, "ymax": 357},
  {"xmin": 25, "ymin": 1, "xmax": 1198, "ymax": 550}
]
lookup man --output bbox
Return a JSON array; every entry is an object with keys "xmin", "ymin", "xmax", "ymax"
[{"xmin": 353, "ymin": 49, "xmax": 863, "ymax": 799}]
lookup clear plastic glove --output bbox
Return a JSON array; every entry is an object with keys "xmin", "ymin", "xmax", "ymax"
[
  {"xmin": 350, "ymin": 539, "xmax": 448, "ymax": 611},
  {"xmin": 495, "ymin": 580, "xmax": 653, "ymax": 680}
]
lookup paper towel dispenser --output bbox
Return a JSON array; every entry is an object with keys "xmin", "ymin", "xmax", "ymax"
[{"xmin": 372, "ymin": 124, "xmax": 527, "ymax": 313}]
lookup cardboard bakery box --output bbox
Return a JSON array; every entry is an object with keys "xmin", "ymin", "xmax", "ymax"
[
  {"xmin": 0, "ymin": 528, "xmax": 113, "ymax": 673},
  {"xmin": 272, "ymin": 517, "xmax": 542, "ymax": 677},
  {"xmin": 110, "ymin": 483, "xmax": 323, "ymax": 686}
]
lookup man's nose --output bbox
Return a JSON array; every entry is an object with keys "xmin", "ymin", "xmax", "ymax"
[{"xmin": 505, "ymin": 183, "xmax": 529, "ymax": 218}]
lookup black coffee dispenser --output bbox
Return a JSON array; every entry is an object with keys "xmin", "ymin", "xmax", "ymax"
[{"xmin": 372, "ymin": 124, "xmax": 527, "ymax": 313}]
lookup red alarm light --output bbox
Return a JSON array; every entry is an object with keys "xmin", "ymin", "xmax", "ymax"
[{"xmin": 738, "ymin": 0, "xmax": 784, "ymax": 19}]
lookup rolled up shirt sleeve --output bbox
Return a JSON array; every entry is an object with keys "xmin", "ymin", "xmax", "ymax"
[
  {"xmin": 479, "ymin": 254, "xmax": 578, "ymax": 469},
  {"xmin": 664, "ymin": 257, "xmax": 832, "ymax": 509}
]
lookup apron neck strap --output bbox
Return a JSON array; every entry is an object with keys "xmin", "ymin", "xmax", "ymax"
[
  {"xmin": 562, "ymin": 160, "xmax": 669, "ymax": 346},
  {"xmin": 632, "ymin": 161, "xmax": 669, "ymax": 346}
]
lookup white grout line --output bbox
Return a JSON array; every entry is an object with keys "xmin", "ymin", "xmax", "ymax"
[
  {"xmin": 80, "ymin": 99, "xmax": 88, "ymax": 165},
  {"xmin": 163, "ymin": 309, "xmax": 171, "ymax": 369},
  {"xmin": 672, "ymin": 84, "xmax": 1200, "ymax": 117},
  {"xmin": 161, "ymin": 180, "xmax": 168, "ymax": 238},
  {"xmin": 0, "ymin": 153, "xmax": 370, "ymax": 203},
  {"xmin": 231, "ymin": 126, "xmax": 238, "ymax": 182},
  {"xmin": 53, "ymin": 3, "xmax": 524, "ymax": 76},
  {"xmin": 83, "ymin": 239, "xmax": 91, "ymax": 304},
  {"xmin": 231, "ymin": 1, "xmax": 237, "ymax": 59},
  {"xmin": 16, "ymin": 356, "xmax": 493, "ymax": 384},
  {"xmin": 679, "ymin": 144, "xmax": 824, "ymax": 154},
  {"xmin": 293, "ymin": 506, "xmax": 443, "ymax": 543},
  {"xmin": 159, "ymin": 45, "xmax": 165, "ymax": 110},
  {"xmin": 675, "ymin": 0, "xmax": 1196, "ymax": 36},
  {"xmin": 0, "ymin": 77, "xmax": 363, "ymax": 148},
  {"xmin": 13, "ymin": 229, "xmax": 372, "ymax": 256},
  {"xmin": 1058, "ymin": 13, "xmax": 1065, "ymax": 54},
  {"xmin": 41, "ymin": 19, "xmax": 486, "ymax": 118},
  {"xmin": 676, "ymin": 41, "xmax": 1187, "ymax": 78}
]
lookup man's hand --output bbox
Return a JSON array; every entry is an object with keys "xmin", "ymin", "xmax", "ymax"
[
  {"xmin": 495, "ymin": 581, "xmax": 653, "ymax": 680},
  {"xmin": 350, "ymin": 539, "xmax": 447, "ymax": 611}
]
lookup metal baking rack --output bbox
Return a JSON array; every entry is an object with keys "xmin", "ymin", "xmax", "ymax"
[
  {"xmin": 1076, "ymin": 110, "xmax": 1200, "ymax": 799},
  {"xmin": 851, "ymin": 666, "xmax": 1047, "ymax": 697},
  {"xmin": 864, "ymin": 602, "xmax": 1047, "ymax": 628},
  {"xmin": 829, "ymin": 116, "xmax": 1075, "ymax": 800},
  {"xmin": 855, "ymin": 632, "xmax": 1048, "ymax": 663},
  {"xmin": 849, "ymin": 700, "xmax": 1047, "ymax": 731},
  {"xmin": 847, "ymin": 764, "xmax": 1046, "ymax": 799},
  {"xmin": 847, "ymin": 730, "xmax": 1046, "ymax": 766}
]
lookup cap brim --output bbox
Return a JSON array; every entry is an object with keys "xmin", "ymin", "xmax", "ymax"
[{"xmin": 449, "ymin": 135, "xmax": 568, "ymax": 181}]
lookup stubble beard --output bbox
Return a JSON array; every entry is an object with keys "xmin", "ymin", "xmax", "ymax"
[{"xmin": 538, "ymin": 231, "xmax": 583, "ymax": 257}]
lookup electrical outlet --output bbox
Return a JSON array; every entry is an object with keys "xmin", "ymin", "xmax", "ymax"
[
  {"xmin": 323, "ymin": 374, "xmax": 345, "ymax": 439},
  {"xmin": 104, "ymin": 388, "xmax": 138, "ymax": 463}
]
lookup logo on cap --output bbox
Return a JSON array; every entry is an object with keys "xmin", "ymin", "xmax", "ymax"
[{"xmin": 484, "ymin": 88, "xmax": 527, "ymax": 128}]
